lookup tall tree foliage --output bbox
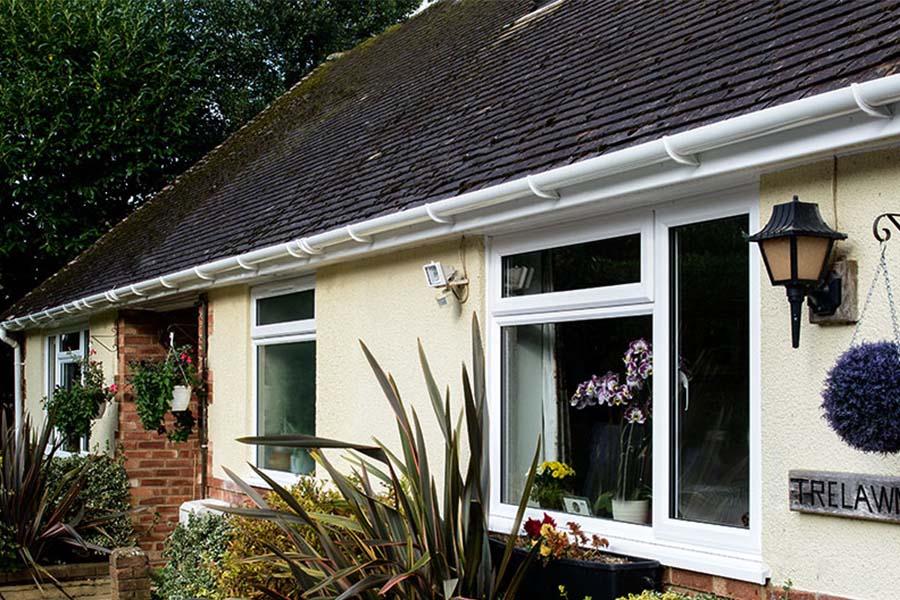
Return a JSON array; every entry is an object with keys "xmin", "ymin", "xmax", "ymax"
[{"xmin": 0, "ymin": 0, "xmax": 418, "ymax": 312}]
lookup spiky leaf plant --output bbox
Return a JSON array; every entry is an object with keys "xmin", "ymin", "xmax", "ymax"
[
  {"xmin": 225, "ymin": 315, "xmax": 541, "ymax": 599},
  {"xmin": 0, "ymin": 413, "xmax": 106, "ymax": 581}
]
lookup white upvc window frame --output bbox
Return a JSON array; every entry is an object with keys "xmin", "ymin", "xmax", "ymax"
[
  {"xmin": 45, "ymin": 326, "xmax": 91, "ymax": 455},
  {"xmin": 250, "ymin": 276, "xmax": 316, "ymax": 487},
  {"xmin": 486, "ymin": 184, "xmax": 765, "ymax": 583}
]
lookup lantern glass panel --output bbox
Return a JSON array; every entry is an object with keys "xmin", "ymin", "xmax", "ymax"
[
  {"xmin": 795, "ymin": 235, "xmax": 831, "ymax": 281},
  {"xmin": 759, "ymin": 237, "xmax": 792, "ymax": 283}
]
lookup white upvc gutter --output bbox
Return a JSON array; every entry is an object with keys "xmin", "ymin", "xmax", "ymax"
[
  {"xmin": 4, "ymin": 74, "xmax": 900, "ymax": 331},
  {"xmin": 0, "ymin": 326, "xmax": 22, "ymax": 436}
]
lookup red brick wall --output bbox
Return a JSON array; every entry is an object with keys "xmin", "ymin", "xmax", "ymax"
[
  {"xmin": 115, "ymin": 309, "xmax": 201, "ymax": 562},
  {"xmin": 665, "ymin": 567, "xmax": 852, "ymax": 600}
]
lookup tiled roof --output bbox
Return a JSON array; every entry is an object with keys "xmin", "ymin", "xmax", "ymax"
[{"xmin": 8, "ymin": 0, "xmax": 900, "ymax": 318}]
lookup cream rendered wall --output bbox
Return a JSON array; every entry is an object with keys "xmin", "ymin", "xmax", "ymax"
[
  {"xmin": 88, "ymin": 311, "xmax": 118, "ymax": 454},
  {"xmin": 760, "ymin": 148, "xmax": 900, "ymax": 599},
  {"xmin": 23, "ymin": 330, "xmax": 44, "ymax": 420},
  {"xmin": 316, "ymin": 237, "xmax": 485, "ymax": 476},
  {"xmin": 207, "ymin": 285, "xmax": 255, "ymax": 480}
]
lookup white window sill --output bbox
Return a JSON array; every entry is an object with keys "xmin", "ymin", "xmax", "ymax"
[
  {"xmin": 488, "ymin": 512, "xmax": 770, "ymax": 584},
  {"xmin": 244, "ymin": 469, "xmax": 310, "ymax": 491}
]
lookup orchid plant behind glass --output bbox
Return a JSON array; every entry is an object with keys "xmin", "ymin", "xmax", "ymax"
[{"xmin": 571, "ymin": 339, "xmax": 652, "ymax": 503}]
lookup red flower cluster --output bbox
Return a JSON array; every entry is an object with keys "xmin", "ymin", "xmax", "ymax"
[{"xmin": 523, "ymin": 512, "xmax": 556, "ymax": 539}]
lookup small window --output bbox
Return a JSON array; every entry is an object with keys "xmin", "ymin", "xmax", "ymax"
[
  {"xmin": 256, "ymin": 290, "xmax": 314, "ymax": 326},
  {"xmin": 257, "ymin": 341, "xmax": 316, "ymax": 474},
  {"xmin": 252, "ymin": 279, "xmax": 316, "ymax": 477},
  {"xmin": 47, "ymin": 329, "xmax": 90, "ymax": 453},
  {"xmin": 501, "ymin": 234, "xmax": 641, "ymax": 297}
]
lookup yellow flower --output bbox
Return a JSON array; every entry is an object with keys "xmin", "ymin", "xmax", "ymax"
[{"xmin": 540, "ymin": 543, "xmax": 551, "ymax": 557}]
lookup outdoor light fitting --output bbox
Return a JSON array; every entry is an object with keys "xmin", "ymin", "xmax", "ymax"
[{"xmin": 748, "ymin": 195, "xmax": 847, "ymax": 348}]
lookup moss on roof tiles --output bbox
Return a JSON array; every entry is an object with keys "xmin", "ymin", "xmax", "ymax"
[{"xmin": 8, "ymin": 0, "xmax": 900, "ymax": 320}]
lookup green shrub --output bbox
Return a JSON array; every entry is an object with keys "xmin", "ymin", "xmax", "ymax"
[
  {"xmin": 616, "ymin": 591, "xmax": 727, "ymax": 600},
  {"xmin": 0, "ymin": 521, "xmax": 19, "ymax": 572},
  {"xmin": 46, "ymin": 452, "xmax": 135, "ymax": 552},
  {"xmin": 157, "ymin": 512, "xmax": 231, "ymax": 600},
  {"xmin": 217, "ymin": 477, "xmax": 349, "ymax": 599}
]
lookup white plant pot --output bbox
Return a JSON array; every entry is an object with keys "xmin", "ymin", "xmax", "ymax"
[
  {"xmin": 171, "ymin": 385, "xmax": 192, "ymax": 412},
  {"xmin": 612, "ymin": 498, "xmax": 650, "ymax": 524}
]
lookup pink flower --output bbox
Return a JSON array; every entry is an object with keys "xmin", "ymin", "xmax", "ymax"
[
  {"xmin": 109, "ymin": 383, "xmax": 119, "ymax": 394},
  {"xmin": 186, "ymin": 357, "xmax": 192, "ymax": 364},
  {"xmin": 89, "ymin": 348, "xmax": 97, "ymax": 355}
]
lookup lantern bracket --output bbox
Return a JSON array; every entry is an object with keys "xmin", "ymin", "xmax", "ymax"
[{"xmin": 873, "ymin": 213, "xmax": 900, "ymax": 243}]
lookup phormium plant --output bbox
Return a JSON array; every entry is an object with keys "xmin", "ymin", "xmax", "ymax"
[
  {"xmin": 225, "ymin": 315, "xmax": 542, "ymax": 599},
  {"xmin": 0, "ymin": 413, "xmax": 106, "ymax": 581}
]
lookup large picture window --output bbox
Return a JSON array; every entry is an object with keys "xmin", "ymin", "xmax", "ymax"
[
  {"xmin": 252, "ymin": 279, "xmax": 316, "ymax": 477},
  {"xmin": 489, "ymin": 192, "xmax": 760, "ymax": 574}
]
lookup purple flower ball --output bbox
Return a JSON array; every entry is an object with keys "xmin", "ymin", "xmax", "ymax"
[{"xmin": 821, "ymin": 341, "xmax": 900, "ymax": 454}]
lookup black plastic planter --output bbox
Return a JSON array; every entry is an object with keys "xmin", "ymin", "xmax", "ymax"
[{"xmin": 490, "ymin": 538, "xmax": 661, "ymax": 600}]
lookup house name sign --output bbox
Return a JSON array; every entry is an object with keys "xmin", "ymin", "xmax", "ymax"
[{"xmin": 789, "ymin": 470, "xmax": 900, "ymax": 523}]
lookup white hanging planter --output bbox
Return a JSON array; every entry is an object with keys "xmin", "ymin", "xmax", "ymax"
[
  {"xmin": 171, "ymin": 385, "xmax": 192, "ymax": 412},
  {"xmin": 612, "ymin": 499, "xmax": 650, "ymax": 524}
]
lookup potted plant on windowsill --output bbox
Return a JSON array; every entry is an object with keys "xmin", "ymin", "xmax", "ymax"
[
  {"xmin": 42, "ymin": 349, "xmax": 117, "ymax": 448},
  {"xmin": 130, "ymin": 345, "xmax": 199, "ymax": 442},
  {"xmin": 489, "ymin": 512, "xmax": 660, "ymax": 600},
  {"xmin": 571, "ymin": 339, "xmax": 653, "ymax": 525},
  {"xmin": 531, "ymin": 460, "xmax": 577, "ymax": 510}
]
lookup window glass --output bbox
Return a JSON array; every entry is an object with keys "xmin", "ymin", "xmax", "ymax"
[
  {"xmin": 501, "ymin": 234, "xmax": 641, "ymax": 297},
  {"xmin": 257, "ymin": 290, "xmax": 314, "ymax": 326},
  {"xmin": 670, "ymin": 215, "xmax": 749, "ymax": 528},
  {"xmin": 501, "ymin": 316, "xmax": 653, "ymax": 525},
  {"xmin": 60, "ymin": 332, "xmax": 81, "ymax": 353},
  {"xmin": 257, "ymin": 341, "xmax": 316, "ymax": 474}
]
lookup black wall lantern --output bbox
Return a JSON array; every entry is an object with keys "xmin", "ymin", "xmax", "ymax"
[{"xmin": 748, "ymin": 195, "xmax": 847, "ymax": 348}]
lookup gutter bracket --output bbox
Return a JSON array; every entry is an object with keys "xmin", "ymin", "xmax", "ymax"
[
  {"xmin": 663, "ymin": 136, "xmax": 700, "ymax": 166},
  {"xmin": 130, "ymin": 285, "xmax": 147, "ymax": 297},
  {"xmin": 159, "ymin": 276, "xmax": 178, "ymax": 289},
  {"xmin": 194, "ymin": 267, "xmax": 215, "ymax": 281},
  {"xmin": 236, "ymin": 257, "xmax": 258, "ymax": 272},
  {"xmin": 425, "ymin": 204, "xmax": 454, "ymax": 225},
  {"xmin": 345, "ymin": 225, "xmax": 373, "ymax": 244},
  {"xmin": 286, "ymin": 242, "xmax": 308, "ymax": 259},
  {"xmin": 526, "ymin": 175, "xmax": 560, "ymax": 199},
  {"xmin": 298, "ymin": 238, "xmax": 324, "ymax": 255},
  {"xmin": 851, "ymin": 83, "xmax": 892, "ymax": 119}
]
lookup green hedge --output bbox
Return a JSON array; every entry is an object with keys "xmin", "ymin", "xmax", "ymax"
[
  {"xmin": 155, "ymin": 512, "xmax": 231, "ymax": 600},
  {"xmin": 46, "ymin": 452, "xmax": 135, "ymax": 552}
]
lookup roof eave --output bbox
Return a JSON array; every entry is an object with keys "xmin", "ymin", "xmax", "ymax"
[{"xmin": 6, "ymin": 73, "xmax": 900, "ymax": 331}]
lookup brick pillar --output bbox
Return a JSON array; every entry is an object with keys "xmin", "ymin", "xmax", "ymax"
[
  {"xmin": 116, "ymin": 308, "xmax": 201, "ymax": 561},
  {"xmin": 110, "ymin": 547, "xmax": 150, "ymax": 600}
]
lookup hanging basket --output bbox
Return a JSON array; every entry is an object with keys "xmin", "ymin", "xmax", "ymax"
[
  {"xmin": 171, "ymin": 385, "xmax": 192, "ymax": 412},
  {"xmin": 822, "ymin": 341, "xmax": 900, "ymax": 454},
  {"xmin": 821, "ymin": 242, "xmax": 900, "ymax": 454}
]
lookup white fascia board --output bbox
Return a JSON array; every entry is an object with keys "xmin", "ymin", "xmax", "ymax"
[{"xmin": 5, "ymin": 74, "xmax": 900, "ymax": 331}]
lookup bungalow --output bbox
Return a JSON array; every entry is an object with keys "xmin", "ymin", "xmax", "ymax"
[{"xmin": 3, "ymin": 1, "xmax": 900, "ymax": 598}]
